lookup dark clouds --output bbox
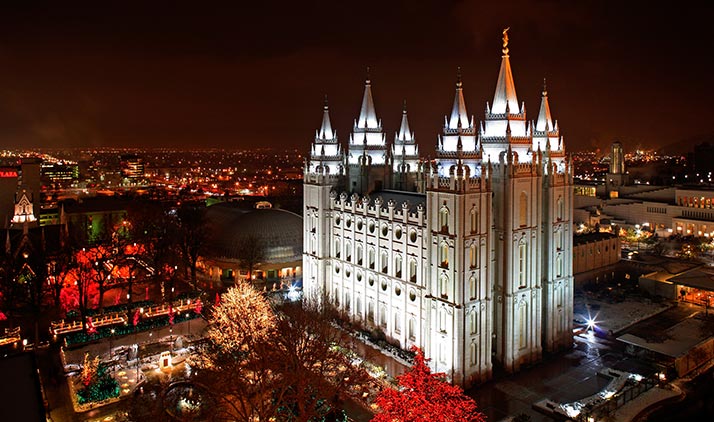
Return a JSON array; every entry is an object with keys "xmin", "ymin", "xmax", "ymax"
[{"xmin": 0, "ymin": 1, "xmax": 711, "ymax": 153}]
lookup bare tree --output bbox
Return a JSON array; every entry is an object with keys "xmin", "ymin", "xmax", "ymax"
[
  {"xmin": 236, "ymin": 234, "xmax": 265, "ymax": 281},
  {"xmin": 177, "ymin": 203, "xmax": 207, "ymax": 289}
]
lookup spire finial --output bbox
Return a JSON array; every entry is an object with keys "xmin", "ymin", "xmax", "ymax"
[
  {"xmin": 366, "ymin": 66, "xmax": 371, "ymax": 84},
  {"xmin": 402, "ymin": 99, "xmax": 407, "ymax": 113},
  {"xmin": 456, "ymin": 66, "xmax": 462, "ymax": 88},
  {"xmin": 542, "ymin": 78, "xmax": 547, "ymax": 96},
  {"xmin": 502, "ymin": 27, "xmax": 510, "ymax": 56},
  {"xmin": 324, "ymin": 94, "xmax": 329, "ymax": 110}
]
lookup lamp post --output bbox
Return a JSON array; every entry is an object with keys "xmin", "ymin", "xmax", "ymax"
[{"xmin": 110, "ymin": 328, "xmax": 115, "ymax": 358}]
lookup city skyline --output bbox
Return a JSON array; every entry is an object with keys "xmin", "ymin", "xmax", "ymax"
[{"xmin": 0, "ymin": 2, "xmax": 712, "ymax": 154}]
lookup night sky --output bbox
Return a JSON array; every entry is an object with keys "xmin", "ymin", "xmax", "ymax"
[{"xmin": 0, "ymin": 1, "xmax": 712, "ymax": 155}]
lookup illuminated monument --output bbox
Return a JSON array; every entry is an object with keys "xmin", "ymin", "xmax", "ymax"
[{"xmin": 303, "ymin": 30, "xmax": 574, "ymax": 387}]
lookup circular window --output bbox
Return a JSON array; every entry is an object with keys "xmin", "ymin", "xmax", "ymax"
[
  {"xmin": 381, "ymin": 280, "xmax": 388, "ymax": 291},
  {"xmin": 345, "ymin": 268, "xmax": 351, "ymax": 278},
  {"xmin": 409, "ymin": 289, "xmax": 417, "ymax": 302},
  {"xmin": 357, "ymin": 271, "xmax": 363, "ymax": 282},
  {"xmin": 357, "ymin": 219, "xmax": 363, "ymax": 231},
  {"xmin": 395, "ymin": 285, "xmax": 402, "ymax": 296},
  {"xmin": 335, "ymin": 215, "xmax": 341, "ymax": 226},
  {"xmin": 335, "ymin": 265, "xmax": 340, "ymax": 274},
  {"xmin": 409, "ymin": 230, "xmax": 417, "ymax": 243},
  {"xmin": 368, "ymin": 221, "xmax": 375, "ymax": 233},
  {"xmin": 346, "ymin": 217, "xmax": 352, "ymax": 228},
  {"xmin": 368, "ymin": 277, "xmax": 375, "ymax": 287},
  {"xmin": 381, "ymin": 224, "xmax": 389, "ymax": 236},
  {"xmin": 395, "ymin": 226, "xmax": 402, "ymax": 239}
]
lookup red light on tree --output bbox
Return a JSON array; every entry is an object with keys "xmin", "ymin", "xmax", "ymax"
[{"xmin": 372, "ymin": 347, "xmax": 485, "ymax": 422}]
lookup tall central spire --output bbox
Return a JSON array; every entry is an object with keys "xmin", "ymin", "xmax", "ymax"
[
  {"xmin": 448, "ymin": 67, "xmax": 470, "ymax": 129},
  {"xmin": 357, "ymin": 69, "xmax": 379, "ymax": 129},
  {"xmin": 492, "ymin": 28, "xmax": 519, "ymax": 114}
]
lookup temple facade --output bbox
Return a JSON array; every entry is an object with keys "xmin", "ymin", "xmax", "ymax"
[{"xmin": 303, "ymin": 31, "xmax": 574, "ymax": 387}]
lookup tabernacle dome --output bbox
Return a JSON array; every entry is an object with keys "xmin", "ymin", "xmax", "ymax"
[{"xmin": 200, "ymin": 202, "xmax": 302, "ymax": 286}]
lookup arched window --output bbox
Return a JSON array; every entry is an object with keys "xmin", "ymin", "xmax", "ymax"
[
  {"xmin": 518, "ymin": 302, "xmax": 528, "ymax": 349},
  {"xmin": 439, "ymin": 274, "xmax": 449, "ymax": 299},
  {"xmin": 556, "ymin": 255, "xmax": 563, "ymax": 278},
  {"xmin": 440, "ymin": 241, "xmax": 449, "ymax": 268},
  {"xmin": 408, "ymin": 317, "xmax": 416, "ymax": 340},
  {"xmin": 356, "ymin": 244, "xmax": 363, "ymax": 265},
  {"xmin": 368, "ymin": 248, "xmax": 375, "ymax": 270},
  {"xmin": 470, "ymin": 207, "xmax": 478, "ymax": 233},
  {"xmin": 345, "ymin": 242, "xmax": 352, "ymax": 262},
  {"xmin": 367, "ymin": 301, "xmax": 375, "ymax": 323},
  {"xmin": 555, "ymin": 229, "xmax": 563, "ymax": 251},
  {"xmin": 470, "ymin": 310, "xmax": 477, "ymax": 335},
  {"xmin": 394, "ymin": 254, "xmax": 402, "ymax": 278},
  {"xmin": 469, "ymin": 244, "xmax": 477, "ymax": 269},
  {"xmin": 438, "ymin": 308, "xmax": 447, "ymax": 332},
  {"xmin": 440, "ymin": 207, "xmax": 449, "ymax": 233},
  {"xmin": 334, "ymin": 288, "xmax": 340, "ymax": 307},
  {"xmin": 344, "ymin": 292, "xmax": 351, "ymax": 311},
  {"xmin": 381, "ymin": 251, "xmax": 388, "ymax": 274},
  {"xmin": 394, "ymin": 312, "xmax": 401, "ymax": 333},
  {"xmin": 519, "ymin": 191, "xmax": 528, "ymax": 227},
  {"xmin": 469, "ymin": 275, "xmax": 477, "ymax": 300},
  {"xmin": 380, "ymin": 305, "xmax": 387, "ymax": 328},
  {"xmin": 334, "ymin": 238, "xmax": 341, "ymax": 258},
  {"xmin": 469, "ymin": 342, "xmax": 477, "ymax": 366},
  {"xmin": 356, "ymin": 296, "xmax": 362, "ymax": 319},
  {"xmin": 518, "ymin": 241, "xmax": 527, "ymax": 288},
  {"xmin": 409, "ymin": 258, "xmax": 417, "ymax": 283},
  {"xmin": 556, "ymin": 196, "xmax": 564, "ymax": 221}
]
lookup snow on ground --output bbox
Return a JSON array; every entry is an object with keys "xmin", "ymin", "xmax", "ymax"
[{"xmin": 574, "ymin": 294, "xmax": 673, "ymax": 334}]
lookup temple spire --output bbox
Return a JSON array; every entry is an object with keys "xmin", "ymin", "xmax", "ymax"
[
  {"xmin": 318, "ymin": 95, "xmax": 335, "ymax": 140},
  {"xmin": 448, "ymin": 67, "xmax": 470, "ymax": 129},
  {"xmin": 357, "ymin": 69, "xmax": 379, "ymax": 129},
  {"xmin": 492, "ymin": 28, "xmax": 519, "ymax": 114},
  {"xmin": 397, "ymin": 100, "xmax": 412, "ymax": 141},
  {"xmin": 535, "ymin": 78, "xmax": 553, "ymax": 132}
]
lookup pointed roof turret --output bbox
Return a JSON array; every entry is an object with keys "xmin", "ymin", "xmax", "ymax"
[
  {"xmin": 318, "ymin": 95, "xmax": 335, "ymax": 140},
  {"xmin": 357, "ymin": 69, "xmax": 379, "ymax": 129},
  {"xmin": 492, "ymin": 28, "xmax": 519, "ymax": 114},
  {"xmin": 535, "ymin": 78, "xmax": 554, "ymax": 132},
  {"xmin": 397, "ymin": 100, "xmax": 412, "ymax": 141},
  {"xmin": 448, "ymin": 67, "xmax": 470, "ymax": 129}
]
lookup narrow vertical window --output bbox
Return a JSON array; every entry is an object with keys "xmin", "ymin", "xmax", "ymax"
[
  {"xmin": 440, "ymin": 274, "xmax": 449, "ymax": 299},
  {"xmin": 469, "ymin": 244, "xmax": 477, "ymax": 269},
  {"xmin": 409, "ymin": 258, "xmax": 417, "ymax": 283},
  {"xmin": 395, "ymin": 254, "xmax": 402, "ymax": 278},
  {"xmin": 440, "ymin": 207, "xmax": 449, "ymax": 233},
  {"xmin": 518, "ymin": 241, "xmax": 527, "ymax": 288},
  {"xmin": 440, "ymin": 241, "xmax": 449, "ymax": 268},
  {"xmin": 519, "ymin": 303, "xmax": 528, "ymax": 349},
  {"xmin": 519, "ymin": 191, "xmax": 528, "ymax": 227},
  {"xmin": 470, "ymin": 207, "xmax": 478, "ymax": 233},
  {"xmin": 469, "ymin": 275, "xmax": 477, "ymax": 300}
]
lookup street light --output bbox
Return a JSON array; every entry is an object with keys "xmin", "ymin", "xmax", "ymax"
[{"xmin": 110, "ymin": 328, "xmax": 115, "ymax": 357}]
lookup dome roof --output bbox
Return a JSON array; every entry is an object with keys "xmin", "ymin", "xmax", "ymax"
[{"xmin": 205, "ymin": 204, "xmax": 303, "ymax": 264}]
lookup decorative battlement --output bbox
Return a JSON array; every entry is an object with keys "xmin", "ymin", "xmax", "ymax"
[
  {"xmin": 481, "ymin": 135, "xmax": 531, "ymax": 144},
  {"xmin": 330, "ymin": 192, "xmax": 426, "ymax": 226},
  {"xmin": 485, "ymin": 111, "xmax": 526, "ymax": 120},
  {"xmin": 443, "ymin": 127, "xmax": 476, "ymax": 135},
  {"xmin": 435, "ymin": 150, "xmax": 483, "ymax": 159}
]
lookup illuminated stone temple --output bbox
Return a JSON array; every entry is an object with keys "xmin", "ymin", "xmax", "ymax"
[{"xmin": 303, "ymin": 31, "xmax": 574, "ymax": 387}]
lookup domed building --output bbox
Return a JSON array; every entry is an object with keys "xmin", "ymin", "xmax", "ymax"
[{"xmin": 200, "ymin": 202, "xmax": 302, "ymax": 287}]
